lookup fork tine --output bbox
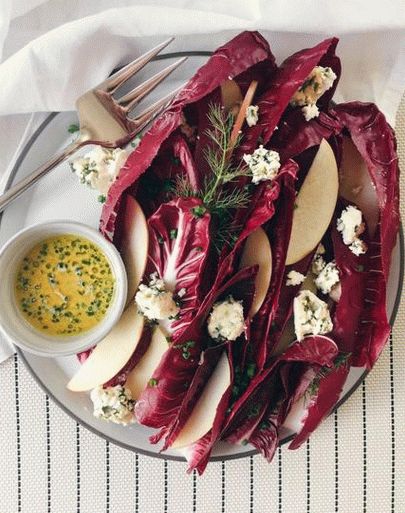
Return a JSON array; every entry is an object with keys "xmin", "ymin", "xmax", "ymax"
[
  {"xmin": 119, "ymin": 57, "xmax": 188, "ymax": 112},
  {"xmin": 131, "ymin": 83, "xmax": 186, "ymax": 131},
  {"xmin": 97, "ymin": 37, "xmax": 175, "ymax": 93}
]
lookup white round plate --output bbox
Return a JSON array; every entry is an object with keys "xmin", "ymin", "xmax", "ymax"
[{"xmin": 0, "ymin": 52, "xmax": 402, "ymax": 461}]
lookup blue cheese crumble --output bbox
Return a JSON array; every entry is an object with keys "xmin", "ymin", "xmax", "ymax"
[
  {"xmin": 286, "ymin": 270, "xmax": 306, "ymax": 286},
  {"xmin": 135, "ymin": 273, "xmax": 180, "ymax": 321},
  {"xmin": 337, "ymin": 205, "xmax": 367, "ymax": 256},
  {"xmin": 291, "ymin": 66, "xmax": 337, "ymax": 121},
  {"xmin": 207, "ymin": 296, "xmax": 245, "ymax": 341},
  {"xmin": 246, "ymin": 105, "xmax": 259, "ymax": 127},
  {"xmin": 90, "ymin": 385, "xmax": 135, "ymax": 425},
  {"xmin": 70, "ymin": 145, "xmax": 129, "ymax": 194},
  {"xmin": 314, "ymin": 260, "xmax": 340, "ymax": 294},
  {"xmin": 293, "ymin": 290, "xmax": 333, "ymax": 341},
  {"xmin": 243, "ymin": 145, "xmax": 281, "ymax": 185}
]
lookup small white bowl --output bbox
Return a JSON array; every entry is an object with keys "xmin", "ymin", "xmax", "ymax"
[{"xmin": 0, "ymin": 221, "xmax": 127, "ymax": 357}]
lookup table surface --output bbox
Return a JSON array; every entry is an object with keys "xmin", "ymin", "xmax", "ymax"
[{"xmin": 0, "ymin": 96, "xmax": 404, "ymax": 513}]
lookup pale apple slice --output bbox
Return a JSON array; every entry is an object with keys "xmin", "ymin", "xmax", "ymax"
[
  {"xmin": 339, "ymin": 137, "xmax": 379, "ymax": 237},
  {"xmin": 220, "ymin": 79, "xmax": 243, "ymax": 114},
  {"xmin": 67, "ymin": 303, "xmax": 144, "ymax": 392},
  {"xmin": 171, "ymin": 352, "xmax": 231, "ymax": 449},
  {"xmin": 120, "ymin": 196, "xmax": 149, "ymax": 305},
  {"xmin": 285, "ymin": 139, "xmax": 339, "ymax": 265},
  {"xmin": 239, "ymin": 227, "xmax": 272, "ymax": 317},
  {"xmin": 125, "ymin": 327, "xmax": 169, "ymax": 400}
]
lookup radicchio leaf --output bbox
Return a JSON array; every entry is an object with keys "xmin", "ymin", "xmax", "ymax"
[
  {"xmin": 329, "ymin": 102, "xmax": 399, "ymax": 368},
  {"xmin": 288, "ymin": 363, "xmax": 349, "ymax": 450},
  {"xmin": 223, "ymin": 336, "xmax": 338, "ymax": 445},
  {"xmin": 145, "ymin": 197, "xmax": 211, "ymax": 338}
]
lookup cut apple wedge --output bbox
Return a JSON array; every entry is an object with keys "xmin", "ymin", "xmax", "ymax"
[
  {"xmin": 221, "ymin": 79, "xmax": 243, "ymax": 113},
  {"xmin": 239, "ymin": 227, "xmax": 272, "ymax": 317},
  {"xmin": 67, "ymin": 303, "xmax": 144, "ymax": 392},
  {"xmin": 286, "ymin": 139, "xmax": 339, "ymax": 265},
  {"xmin": 171, "ymin": 352, "xmax": 231, "ymax": 449},
  {"xmin": 120, "ymin": 196, "xmax": 149, "ymax": 305},
  {"xmin": 125, "ymin": 327, "xmax": 169, "ymax": 400}
]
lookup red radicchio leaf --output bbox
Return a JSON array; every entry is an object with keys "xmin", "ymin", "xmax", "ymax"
[
  {"xmin": 100, "ymin": 31, "xmax": 275, "ymax": 238},
  {"xmin": 135, "ymin": 266, "xmax": 257, "ymax": 429},
  {"xmin": 328, "ymin": 102, "xmax": 399, "ymax": 368},
  {"xmin": 77, "ymin": 346, "xmax": 94, "ymax": 364},
  {"xmin": 145, "ymin": 197, "xmax": 211, "ymax": 339},
  {"xmin": 270, "ymin": 110, "xmax": 342, "ymax": 163},
  {"xmin": 158, "ymin": 344, "xmax": 225, "ymax": 449},
  {"xmin": 237, "ymin": 38, "xmax": 340, "ymax": 157},
  {"xmin": 288, "ymin": 364, "xmax": 349, "ymax": 450},
  {"xmin": 133, "ymin": 134, "xmax": 200, "ymax": 219},
  {"xmin": 222, "ymin": 336, "xmax": 338, "ymax": 443},
  {"xmin": 331, "ymin": 102, "xmax": 400, "ymax": 279}
]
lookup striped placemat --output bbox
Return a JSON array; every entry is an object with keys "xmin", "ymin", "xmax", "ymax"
[{"xmin": 0, "ymin": 95, "xmax": 404, "ymax": 513}]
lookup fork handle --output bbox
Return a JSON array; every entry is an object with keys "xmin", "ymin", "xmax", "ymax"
[{"xmin": 0, "ymin": 139, "xmax": 84, "ymax": 214}]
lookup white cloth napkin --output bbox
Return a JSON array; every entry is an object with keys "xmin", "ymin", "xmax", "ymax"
[{"xmin": 0, "ymin": 0, "xmax": 404, "ymax": 361}]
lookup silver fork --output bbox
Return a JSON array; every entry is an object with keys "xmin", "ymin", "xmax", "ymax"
[{"xmin": 0, "ymin": 37, "xmax": 186, "ymax": 213}]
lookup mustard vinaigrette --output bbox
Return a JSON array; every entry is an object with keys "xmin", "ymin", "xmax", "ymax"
[{"xmin": 14, "ymin": 234, "xmax": 115, "ymax": 336}]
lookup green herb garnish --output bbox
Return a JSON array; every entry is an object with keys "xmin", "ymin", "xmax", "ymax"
[
  {"xmin": 170, "ymin": 103, "xmax": 252, "ymax": 252},
  {"xmin": 67, "ymin": 123, "xmax": 80, "ymax": 134},
  {"xmin": 148, "ymin": 378, "xmax": 159, "ymax": 387}
]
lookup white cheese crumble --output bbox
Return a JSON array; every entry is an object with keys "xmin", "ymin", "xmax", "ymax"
[
  {"xmin": 243, "ymin": 145, "xmax": 281, "ymax": 185},
  {"xmin": 177, "ymin": 288, "xmax": 187, "ymax": 298},
  {"xmin": 337, "ymin": 205, "xmax": 367, "ymax": 256},
  {"xmin": 286, "ymin": 270, "xmax": 306, "ymax": 287},
  {"xmin": 302, "ymin": 103, "xmax": 320, "ymax": 121},
  {"xmin": 207, "ymin": 296, "xmax": 245, "ymax": 341},
  {"xmin": 314, "ymin": 261, "xmax": 340, "ymax": 294},
  {"xmin": 290, "ymin": 66, "xmax": 337, "ymax": 122},
  {"xmin": 135, "ymin": 273, "xmax": 180, "ymax": 321},
  {"xmin": 90, "ymin": 385, "xmax": 135, "ymax": 425},
  {"xmin": 312, "ymin": 254, "xmax": 326, "ymax": 275},
  {"xmin": 293, "ymin": 290, "xmax": 333, "ymax": 341},
  {"xmin": 311, "ymin": 244, "xmax": 327, "ymax": 275},
  {"xmin": 70, "ymin": 146, "xmax": 129, "ymax": 194},
  {"xmin": 246, "ymin": 105, "xmax": 259, "ymax": 127}
]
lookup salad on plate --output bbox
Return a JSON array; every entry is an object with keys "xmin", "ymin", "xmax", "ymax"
[{"xmin": 66, "ymin": 31, "xmax": 400, "ymax": 474}]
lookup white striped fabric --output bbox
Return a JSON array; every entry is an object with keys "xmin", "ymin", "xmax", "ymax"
[{"xmin": 0, "ymin": 95, "xmax": 404, "ymax": 513}]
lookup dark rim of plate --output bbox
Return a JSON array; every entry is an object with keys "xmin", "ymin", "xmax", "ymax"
[{"xmin": 1, "ymin": 51, "xmax": 403, "ymax": 463}]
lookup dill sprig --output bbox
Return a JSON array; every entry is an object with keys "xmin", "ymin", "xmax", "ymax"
[{"xmin": 171, "ymin": 103, "xmax": 251, "ymax": 251}]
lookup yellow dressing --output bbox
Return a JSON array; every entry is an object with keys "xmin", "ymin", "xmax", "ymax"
[{"xmin": 14, "ymin": 234, "xmax": 115, "ymax": 337}]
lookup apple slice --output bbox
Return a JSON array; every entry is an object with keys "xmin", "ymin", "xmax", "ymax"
[
  {"xmin": 171, "ymin": 352, "xmax": 231, "ymax": 449},
  {"xmin": 120, "ymin": 196, "xmax": 149, "ymax": 305},
  {"xmin": 125, "ymin": 327, "xmax": 169, "ymax": 400},
  {"xmin": 285, "ymin": 139, "xmax": 338, "ymax": 265},
  {"xmin": 339, "ymin": 137, "xmax": 379, "ymax": 237},
  {"xmin": 67, "ymin": 303, "xmax": 144, "ymax": 392},
  {"xmin": 239, "ymin": 227, "xmax": 272, "ymax": 317},
  {"xmin": 221, "ymin": 79, "xmax": 243, "ymax": 114}
]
